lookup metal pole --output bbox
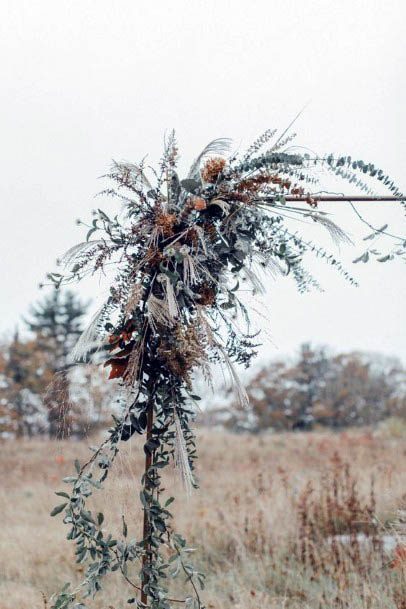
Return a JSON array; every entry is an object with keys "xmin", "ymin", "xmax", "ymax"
[
  {"xmin": 281, "ymin": 196, "xmax": 404, "ymax": 203},
  {"xmin": 141, "ymin": 402, "xmax": 154, "ymax": 607}
]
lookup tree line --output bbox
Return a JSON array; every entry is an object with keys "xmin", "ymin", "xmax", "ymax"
[
  {"xmin": 1, "ymin": 293, "xmax": 405, "ymax": 438},
  {"xmin": 205, "ymin": 343, "xmax": 406, "ymax": 432}
]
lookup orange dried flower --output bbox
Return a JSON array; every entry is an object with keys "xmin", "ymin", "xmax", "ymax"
[
  {"xmin": 155, "ymin": 212, "xmax": 177, "ymax": 237},
  {"xmin": 193, "ymin": 197, "xmax": 207, "ymax": 211},
  {"xmin": 201, "ymin": 157, "xmax": 227, "ymax": 183},
  {"xmin": 179, "ymin": 197, "xmax": 207, "ymax": 223}
]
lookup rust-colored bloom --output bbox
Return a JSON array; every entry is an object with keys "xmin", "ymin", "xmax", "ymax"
[
  {"xmin": 155, "ymin": 212, "xmax": 177, "ymax": 237},
  {"xmin": 193, "ymin": 197, "xmax": 207, "ymax": 211},
  {"xmin": 201, "ymin": 157, "xmax": 227, "ymax": 183}
]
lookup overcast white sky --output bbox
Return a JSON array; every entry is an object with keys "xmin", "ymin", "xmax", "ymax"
[{"xmin": 0, "ymin": 0, "xmax": 405, "ymax": 364}]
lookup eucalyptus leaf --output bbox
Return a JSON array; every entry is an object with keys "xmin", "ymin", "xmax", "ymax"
[{"xmin": 50, "ymin": 503, "xmax": 67, "ymax": 517}]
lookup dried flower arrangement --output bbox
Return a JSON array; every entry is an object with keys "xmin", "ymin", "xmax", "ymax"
[{"xmin": 47, "ymin": 129, "xmax": 405, "ymax": 609}]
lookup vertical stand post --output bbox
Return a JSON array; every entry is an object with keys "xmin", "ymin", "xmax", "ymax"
[{"xmin": 141, "ymin": 401, "xmax": 154, "ymax": 606}]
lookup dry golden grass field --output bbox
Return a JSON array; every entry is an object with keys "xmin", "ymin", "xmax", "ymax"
[{"xmin": 1, "ymin": 426, "xmax": 405, "ymax": 609}]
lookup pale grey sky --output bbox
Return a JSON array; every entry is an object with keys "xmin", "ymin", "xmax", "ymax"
[{"xmin": 0, "ymin": 0, "xmax": 405, "ymax": 362}]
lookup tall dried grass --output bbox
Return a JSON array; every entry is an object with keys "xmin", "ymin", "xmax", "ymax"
[{"xmin": 0, "ymin": 427, "xmax": 405, "ymax": 609}]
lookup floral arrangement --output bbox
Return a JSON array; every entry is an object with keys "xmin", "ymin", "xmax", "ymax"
[{"xmin": 48, "ymin": 129, "xmax": 404, "ymax": 609}]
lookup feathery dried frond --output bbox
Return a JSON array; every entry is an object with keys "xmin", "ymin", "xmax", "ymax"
[
  {"xmin": 123, "ymin": 342, "xmax": 143, "ymax": 388},
  {"xmin": 158, "ymin": 274, "xmax": 180, "ymax": 320},
  {"xmin": 58, "ymin": 241, "xmax": 104, "ymax": 268},
  {"xmin": 124, "ymin": 162, "xmax": 153, "ymax": 189},
  {"xmin": 253, "ymin": 251, "xmax": 287, "ymax": 279},
  {"xmin": 146, "ymin": 293, "xmax": 176, "ymax": 332},
  {"xmin": 70, "ymin": 303, "xmax": 107, "ymax": 363},
  {"xmin": 310, "ymin": 213, "xmax": 354, "ymax": 245},
  {"xmin": 242, "ymin": 265, "xmax": 266, "ymax": 295},
  {"xmin": 173, "ymin": 410, "xmax": 195, "ymax": 495},
  {"xmin": 182, "ymin": 250, "xmax": 200, "ymax": 286},
  {"xmin": 109, "ymin": 160, "xmax": 152, "ymax": 190},
  {"xmin": 217, "ymin": 345, "xmax": 250, "ymax": 410},
  {"xmin": 124, "ymin": 282, "xmax": 144, "ymax": 317}
]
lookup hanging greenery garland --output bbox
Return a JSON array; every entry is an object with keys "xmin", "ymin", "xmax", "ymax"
[{"xmin": 47, "ymin": 129, "xmax": 405, "ymax": 609}]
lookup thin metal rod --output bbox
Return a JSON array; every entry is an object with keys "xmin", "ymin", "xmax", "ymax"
[{"xmin": 281, "ymin": 196, "xmax": 404, "ymax": 202}]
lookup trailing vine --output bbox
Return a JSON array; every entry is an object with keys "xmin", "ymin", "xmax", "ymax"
[{"xmin": 47, "ymin": 129, "xmax": 405, "ymax": 609}]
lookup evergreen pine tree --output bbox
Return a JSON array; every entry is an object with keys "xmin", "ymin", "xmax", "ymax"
[
  {"xmin": 290, "ymin": 343, "xmax": 329, "ymax": 430},
  {"xmin": 26, "ymin": 290, "xmax": 88, "ymax": 438}
]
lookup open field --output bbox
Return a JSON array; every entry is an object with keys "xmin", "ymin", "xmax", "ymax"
[{"xmin": 0, "ymin": 427, "xmax": 405, "ymax": 609}]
